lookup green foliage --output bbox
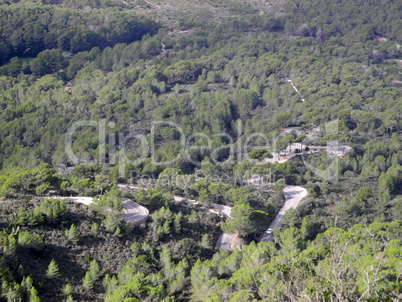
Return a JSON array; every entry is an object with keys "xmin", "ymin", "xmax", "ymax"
[
  {"xmin": 103, "ymin": 214, "xmax": 120, "ymax": 233},
  {"xmin": 62, "ymin": 283, "xmax": 73, "ymax": 296},
  {"xmin": 28, "ymin": 286, "xmax": 40, "ymax": 302},
  {"xmin": 15, "ymin": 207, "xmax": 43, "ymax": 226},
  {"xmin": 90, "ymin": 222, "xmax": 99, "ymax": 235},
  {"xmin": 173, "ymin": 212, "xmax": 182, "ymax": 234},
  {"xmin": 90, "ymin": 186, "xmax": 122, "ymax": 216},
  {"xmin": 94, "ymin": 174, "xmax": 110, "ymax": 195},
  {"xmin": 393, "ymin": 199, "xmax": 402, "ymax": 219},
  {"xmin": 38, "ymin": 198, "xmax": 67, "ymax": 224},
  {"xmin": 0, "ymin": 164, "xmax": 57, "ymax": 197},
  {"xmin": 273, "ymin": 178, "xmax": 285, "ymax": 192},
  {"xmin": 65, "ymin": 224, "xmax": 80, "ymax": 244},
  {"xmin": 35, "ymin": 183, "xmax": 50, "ymax": 196},
  {"xmin": 46, "ymin": 259, "xmax": 59, "ymax": 278},
  {"xmin": 187, "ymin": 210, "xmax": 199, "ymax": 224},
  {"xmin": 1, "ymin": 232, "xmax": 17, "ymax": 257},
  {"xmin": 248, "ymin": 148, "xmax": 272, "ymax": 160},
  {"xmin": 135, "ymin": 188, "xmax": 169, "ymax": 211},
  {"xmin": 0, "ymin": 0, "xmax": 400, "ymax": 300},
  {"xmin": 200, "ymin": 233, "xmax": 212, "ymax": 250},
  {"xmin": 320, "ymin": 179, "xmax": 329, "ymax": 195},
  {"xmin": 88, "ymin": 259, "xmax": 101, "ymax": 282},
  {"xmin": 82, "ymin": 271, "xmax": 94, "ymax": 291},
  {"xmin": 17, "ymin": 231, "xmax": 43, "ymax": 250},
  {"xmin": 191, "ymin": 221, "xmax": 402, "ymax": 301},
  {"xmin": 221, "ymin": 202, "xmax": 254, "ymax": 237},
  {"xmin": 158, "ymin": 168, "xmax": 183, "ymax": 190},
  {"xmin": 0, "ymin": 2, "xmax": 158, "ymax": 63},
  {"xmin": 30, "ymin": 49, "xmax": 63, "ymax": 76}
]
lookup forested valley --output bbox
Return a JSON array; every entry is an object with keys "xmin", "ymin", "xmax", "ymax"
[{"xmin": 0, "ymin": 0, "xmax": 401, "ymax": 301}]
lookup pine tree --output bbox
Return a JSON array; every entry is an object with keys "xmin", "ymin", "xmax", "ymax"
[
  {"xmin": 320, "ymin": 180, "xmax": 329, "ymax": 195},
  {"xmin": 160, "ymin": 245, "xmax": 172, "ymax": 269},
  {"xmin": 6, "ymin": 284, "xmax": 22, "ymax": 302},
  {"xmin": 102, "ymin": 274, "xmax": 111, "ymax": 290},
  {"xmin": 82, "ymin": 271, "xmax": 94, "ymax": 291},
  {"xmin": 200, "ymin": 233, "xmax": 212, "ymax": 249},
  {"xmin": 65, "ymin": 224, "xmax": 80, "ymax": 244},
  {"xmin": 18, "ymin": 231, "xmax": 43, "ymax": 250},
  {"xmin": 163, "ymin": 220, "xmax": 171, "ymax": 235},
  {"xmin": 28, "ymin": 208, "xmax": 43, "ymax": 226},
  {"xmin": 39, "ymin": 199, "xmax": 67, "ymax": 223},
  {"xmin": 173, "ymin": 214, "xmax": 181, "ymax": 234},
  {"xmin": 188, "ymin": 210, "xmax": 199, "ymax": 224},
  {"xmin": 3, "ymin": 234, "xmax": 17, "ymax": 257},
  {"xmin": 46, "ymin": 259, "xmax": 59, "ymax": 278},
  {"xmin": 104, "ymin": 214, "xmax": 117, "ymax": 233},
  {"xmin": 130, "ymin": 242, "xmax": 141, "ymax": 256},
  {"xmin": 62, "ymin": 284, "xmax": 72, "ymax": 296},
  {"xmin": 28, "ymin": 287, "xmax": 40, "ymax": 302},
  {"xmin": 89, "ymin": 259, "xmax": 100, "ymax": 281},
  {"xmin": 90, "ymin": 222, "xmax": 99, "ymax": 235},
  {"xmin": 21, "ymin": 276, "xmax": 33, "ymax": 292},
  {"xmin": 65, "ymin": 295, "xmax": 76, "ymax": 302}
]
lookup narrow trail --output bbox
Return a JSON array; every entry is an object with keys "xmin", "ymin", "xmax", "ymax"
[
  {"xmin": 286, "ymin": 78, "xmax": 305, "ymax": 102},
  {"xmin": 157, "ymin": 42, "xmax": 166, "ymax": 58}
]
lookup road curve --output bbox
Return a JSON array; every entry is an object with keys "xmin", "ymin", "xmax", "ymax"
[
  {"xmin": 117, "ymin": 184, "xmax": 307, "ymax": 248},
  {"xmin": 57, "ymin": 195, "xmax": 149, "ymax": 224},
  {"xmin": 217, "ymin": 232, "xmax": 234, "ymax": 251},
  {"xmin": 212, "ymin": 204, "xmax": 234, "ymax": 250},
  {"xmin": 261, "ymin": 185, "xmax": 307, "ymax": 241},
  {"xmin": 117, "ymin": 182, "xmax": 307, "ymax": 244},
  {"xmin": 121, "ymin": 198, "xmax": 149, "ymax": 223},
  {"xmin": 212, "ymin": 204, "xmax": 232, "ymax": 218},
  {"xmin": 119, "ymin": 184, "xmax": 235, "ymax": 250}
]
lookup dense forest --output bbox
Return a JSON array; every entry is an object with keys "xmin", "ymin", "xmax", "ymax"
[{"xmin": 0, "ymin": 0, "xmax": 401, "ymax": 301}]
